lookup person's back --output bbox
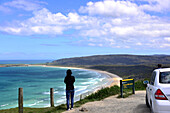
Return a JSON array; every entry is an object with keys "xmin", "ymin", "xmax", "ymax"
[
  {"xmin": 157, "ymin": 64, "xmax": 162, "ymax": 69},
  {"xmin": 64, "ymin": 69, "xmax": 75, "ymax": 111},
  {"xmin": 64, "ymin": 75, "xmax": 75, "ymax": 90}
]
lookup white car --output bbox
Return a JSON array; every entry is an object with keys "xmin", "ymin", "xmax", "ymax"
[{"xmin": 146, "ymin": 68, "xmax": 170, "ymax": 113}]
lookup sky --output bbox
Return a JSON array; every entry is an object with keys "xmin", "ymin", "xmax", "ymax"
[{"xmin": 0, "ymin": 0, "xmax": 170, "ymax": 60}]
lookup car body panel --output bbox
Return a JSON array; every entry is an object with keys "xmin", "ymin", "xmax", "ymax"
[{"xmin": 146, "ymin": 68, "xmax": 170, "ymax": 113}]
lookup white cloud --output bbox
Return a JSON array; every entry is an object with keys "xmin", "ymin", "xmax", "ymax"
[
  {"xmin": 4, "ymin": 0, "xmax": 46, "ymax": 11},
  {"xmin": 0, "ymin": 8, "xmax": 66, "ymax": 35},
  {"xmin": 160, "ymin": 44, "xmax": 170, "ymax": 48},
  {"xmin": 0, "ymin": 5, "xmax": 11, "ymax": 13},
  {"xmin": 136, "ymin": 42, "xmax": 142, "ymax": 46},
  {"xmin": 88, "ymin": 43, "xmax": 96, "ymax": 46},
  {"xmin": 68, "ymin": 13, "xmax": 80, "ymax": 24},
  {"xmin": 110, "ymin": 27, "xmax": 135, "ymax": 36},
  {"xmin": 79, "ymin": 0, "xmax": 145, "ymax": 17},
  {"xmin": 0, "ymin": 0, "xmax": 170, "ymax": 49},
  {"xmin": 111, "ymin": 18, "xmax": 122, "ymax": 25},
  {"xmin": 164, "ymin": 37, "xmax": 170, "ymax": 42},
  {"xmin": 0, "ymin": 7, "xmax": 104, "ymax": 35},
  {"xmin": 139, "ymin": 0, "xmax": 170, "ymax": 12},
  {"xmin": 29, "ymin": 8, "xmax": 68, "ymax": 25},
  {"xmin": 80, "ymin": 29, "xmax": 107, "ymax": 37}
]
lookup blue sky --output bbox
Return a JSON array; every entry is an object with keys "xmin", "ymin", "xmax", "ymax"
[{"xmin": 0, "ymin": 0, "xmax": 170, "ymax": 60}]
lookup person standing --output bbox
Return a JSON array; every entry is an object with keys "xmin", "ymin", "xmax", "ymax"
[
  {"xmin": 157, "ymin": 64, "xmax": 162, "ymax": 69},
  {"xmin": 64, "ymin": 69, "xmax": 75, "ymax": 110}
]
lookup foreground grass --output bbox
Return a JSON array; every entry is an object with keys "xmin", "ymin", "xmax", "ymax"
[{"xmin": 0, "ymin": 85, "xmax": 120, "ymax": 113}]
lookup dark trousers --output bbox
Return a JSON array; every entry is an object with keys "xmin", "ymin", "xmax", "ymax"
[{"xmin": 66, "ymin": 89, "xmax": 74, "ymax": 109}]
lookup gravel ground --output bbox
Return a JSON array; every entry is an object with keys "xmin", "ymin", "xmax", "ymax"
[{"xmin": 63, "ymin": 91, "xmax": 150, "ymax": 113}]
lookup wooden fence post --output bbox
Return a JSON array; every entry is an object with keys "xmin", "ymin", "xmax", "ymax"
[
  {"xmin": 18, "ymin": 88, "xmax": 23, "ymax": 113},
  {"xmin": 132, "ymin": 79, "xmax": 135, "ymax": 94},
  {"xmin": 50, "ymin": 88, "xmax": 54, "ymax": 107},
  {"xmin": 120, "ymin": 80, "xmax": 123, "ymax": 98}
]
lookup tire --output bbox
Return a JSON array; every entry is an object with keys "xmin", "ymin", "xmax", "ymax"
[
  {"xmin": 145, "ymin": 94, "xmax": 150, "ymax": 108},
  {"xmin": 150, "ymin": 100, "xmax": 154, "ymax": 113}
]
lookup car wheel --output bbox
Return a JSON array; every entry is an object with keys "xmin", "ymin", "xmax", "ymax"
[
  {"xmin": 150, "ymin": 100, "xmax": 154, "ymax": 113},
  {"xmin": 145, "ymin": 94, "xmax": 150, "ymax": 108}
]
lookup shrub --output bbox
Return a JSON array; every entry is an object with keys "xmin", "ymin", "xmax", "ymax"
[{"xmin": 85, "ymin": 85, "xmax": 119, "ymax": 101}]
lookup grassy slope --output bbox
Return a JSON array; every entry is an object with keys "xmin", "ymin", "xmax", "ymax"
[
  {"xmin": 88, "ymin": 65, "xmax": 155, "ymax": 79},
  {"xmin": 49, "ymin": 54, "xmax": 170, "ymax": 80},
  {"xmin": 50, "ymin": 55, "xmax": 170, "ymax": 66},
  {"xmin": 88, "ymin": 64, "xmax": 170, "ymax": 80}
]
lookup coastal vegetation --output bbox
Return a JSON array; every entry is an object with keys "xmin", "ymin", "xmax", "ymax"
[
  {"xmin": 87, "ymin": 65, "xmax": 156, "ymax": 80},
  {"xmin": 0, "ymin": 64, "xmax": 29, "ymax": 67},
  {"xmin": 50, "ymin": 54, "xmax": 170, "ymax": 66},
  {"xmin": 48, "ymin": 54, "xmax": 170, "ymax": 80},
  {"xmin": 88, "ymin": 64, "xmax": 170, "ymax": 80}
]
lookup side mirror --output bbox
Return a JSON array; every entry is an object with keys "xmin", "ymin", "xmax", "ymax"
[{"xmin": 143, "ymin": 80, "xmax": 149, "ymax": 84}]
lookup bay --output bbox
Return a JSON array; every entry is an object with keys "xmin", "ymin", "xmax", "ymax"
[{"xmin": 0, "ymin": 66, "xmax": 110, "ymax": 110}]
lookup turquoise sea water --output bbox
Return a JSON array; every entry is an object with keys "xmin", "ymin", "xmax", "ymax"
[
  {"xmin": 0, "ymin": 60, "xmax": 52, "ymax": 64},
  {"xmin": 0, "ymin": 66, "xmax": 111, "ymax": 110}
]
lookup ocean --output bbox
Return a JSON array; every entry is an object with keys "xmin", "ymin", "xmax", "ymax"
[
  {"xmin": 0, "ymin": 66, "xmax": 111, "ymax": 110},
  {"xmin": 0, "ymin": 60, "xmax": 52, "ymax": 64}
]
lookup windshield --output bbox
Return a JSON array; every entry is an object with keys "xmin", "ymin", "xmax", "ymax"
[{"xmin": 160, "ymin": 71, "xmax": 170, "ymax": 83}]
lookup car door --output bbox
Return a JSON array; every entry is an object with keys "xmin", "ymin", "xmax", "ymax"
[{"xmin": 148, "ymin": 71, "xmax": 156, "ymax": 104}]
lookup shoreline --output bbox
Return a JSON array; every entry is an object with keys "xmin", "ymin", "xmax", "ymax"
[
  {"xmin": 28, "ymin": 65, "xmax": 122, "ymax": 104},
  {"xmin": 28, "ymin": 65, "xmax": 122, "ymax": 87},
  {"xmin": 0, "ymin": 64, "xmax": 122, "ymax": 87},
  {"xmin": 0, "ymin": 64, "xmax": 122, "ymax": 111}
]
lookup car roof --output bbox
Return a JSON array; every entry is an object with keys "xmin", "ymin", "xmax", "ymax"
[{"xmin": 154, "ymin": 68, "xmax": 170, "ymax": 72}]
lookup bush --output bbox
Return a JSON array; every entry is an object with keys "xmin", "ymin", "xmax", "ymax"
[
  {"xmin": 85, "ymin": 85, "xmax": 119, "ymax": 101},
  {"xmin": 135, "ymin": 80, "xmax": 147, "ymax": 90}
]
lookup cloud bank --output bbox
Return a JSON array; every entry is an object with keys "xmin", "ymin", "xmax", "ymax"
[{"xmin": 0, "ymin": 0, "xmax": 170, "ymax": 49}]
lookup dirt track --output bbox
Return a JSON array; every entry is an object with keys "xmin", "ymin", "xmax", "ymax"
[{"xmin": 63, "ymin": 91, "xmax": 150, "ymax": 113}]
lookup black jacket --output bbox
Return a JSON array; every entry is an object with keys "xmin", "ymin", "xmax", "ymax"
[{"xmin": 64, "ymin": 76, "xmax": 75, "ymax": 90}]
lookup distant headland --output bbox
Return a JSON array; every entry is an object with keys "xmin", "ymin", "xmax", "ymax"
[{"xmin": 1, "ymin": 54, "xmax": 170, "ymax": 80}]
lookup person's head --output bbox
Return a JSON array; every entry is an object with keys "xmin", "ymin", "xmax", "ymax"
[
  {"xmin": 66, "ymin": 69, "xmax": 72, "ymax": 76},
  {"xmin": 158, "ymin": 64, "xmax": 162, "ymax": 68}
]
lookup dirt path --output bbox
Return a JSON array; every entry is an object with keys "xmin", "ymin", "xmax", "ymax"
[{"xmin": 63, "ymin": 91, "xmax": 150, "ymax": 113}]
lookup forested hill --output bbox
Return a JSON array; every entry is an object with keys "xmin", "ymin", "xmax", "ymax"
[{"xmin": 50, "ymin": 54, "xmax": 170, "ymax": 66}]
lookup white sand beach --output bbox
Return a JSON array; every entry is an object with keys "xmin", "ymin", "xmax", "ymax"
[{"xmin": 28, "ymin": 65, "xmax": 122, "ymax": 87}]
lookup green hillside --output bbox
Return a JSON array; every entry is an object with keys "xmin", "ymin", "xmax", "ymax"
[
  {"xmin": 50, "ymin": 54, "xmax": 170, "ymax": 66},
  {"xmin": 88, "ymin": 65, "xmax": 170, "ymax": 80},
  {"xmin": 49, "ymin": 54, "xmax": 170, "ymax": 80}
]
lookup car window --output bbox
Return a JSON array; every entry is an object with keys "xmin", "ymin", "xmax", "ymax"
[
  {"xmin": 150, "ymin": 71, "xmax": 156, "ymax": 85},
  {"xmin": 160, "ymin": 71, "xmax": 170, "ymax": 83}
]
